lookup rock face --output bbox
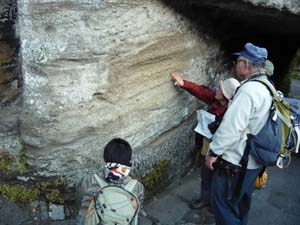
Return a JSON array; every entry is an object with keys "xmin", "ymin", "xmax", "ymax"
[{"xmin": 18, "ymin": 0, "xmax": 227, "ymax": 182}]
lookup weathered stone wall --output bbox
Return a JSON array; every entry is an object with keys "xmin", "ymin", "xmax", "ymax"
[
  {"xmin": 17, "ymin": 0, "xmax": 228, "ymax": 183},
  {"xmin": 0, "ymin": 0, "xmax": 22, "ymax": 160}
]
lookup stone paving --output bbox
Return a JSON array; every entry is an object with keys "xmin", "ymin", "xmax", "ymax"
[{"xmin": 140, "ymin": 156, "xmax": 300, "ymax": 225}]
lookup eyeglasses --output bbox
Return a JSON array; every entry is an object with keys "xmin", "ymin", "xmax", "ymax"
[{"xmin": 233, "ymin": 59, "xmax": 246, "ymax": 66}]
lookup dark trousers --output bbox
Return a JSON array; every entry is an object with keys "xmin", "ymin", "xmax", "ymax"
[
  {"xmin": 211, "ymin": 165, "xmax": 262, "ymax": 225},
  {"xmin": 201, "ymin": 157, "xmax": 213, "ymax": 204}
]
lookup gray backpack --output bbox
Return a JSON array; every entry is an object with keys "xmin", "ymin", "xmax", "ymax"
[
  {"xmin": 83, "ymin": 174, "xmax": 140, "ymax": 225},
  {"xmin": 243, "ymin": 78, "xmax": 300, "ymax": 168}
]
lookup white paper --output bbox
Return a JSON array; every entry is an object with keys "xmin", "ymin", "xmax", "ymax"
[{"xmin": 194, "ymin": 109, "xmax": 216, "ymax": 139}]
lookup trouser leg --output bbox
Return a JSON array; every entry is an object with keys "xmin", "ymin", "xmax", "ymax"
[
  {"xmin": 211, "ymin": 166, "xmax": 262, "ymax": 225},
  {"xmin": 201, "ymin": 157, "xmax": 213, "ymax": 204},
  {"xmin": 238, "ymin": 168, "xmax": 262, "ymax": 225}
]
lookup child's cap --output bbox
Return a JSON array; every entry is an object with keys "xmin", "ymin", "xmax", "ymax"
[
  {"xmin": 220, "ymin": 78, "xmax": 240, "ymax": 100},
  {"xmin": 265, "ymin": 60, "xmax": 274, "ymax": 76}
]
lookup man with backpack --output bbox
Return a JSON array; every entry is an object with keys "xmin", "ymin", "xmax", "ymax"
[
  {"xmin": 205, "ymin": 42, "xmax": 272, "ymax": 225},
  {"xmin": 77, "ymin": 138, "xmax": 144, "ymax": 225}
]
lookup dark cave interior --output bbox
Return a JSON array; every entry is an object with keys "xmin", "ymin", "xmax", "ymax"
[{"xmin": 163, "ymin": 0, "xmax": 300, "ymax": 93}]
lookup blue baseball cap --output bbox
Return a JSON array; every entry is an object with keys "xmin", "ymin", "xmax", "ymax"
[{"xmin": 233, "ymin": 43, "xmax": 268, "ymax": 63}]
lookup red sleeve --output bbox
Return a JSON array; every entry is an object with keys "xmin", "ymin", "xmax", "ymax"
[{"xmin": 182, "ymin": 80, "xmax": 215, "ymax": 104}]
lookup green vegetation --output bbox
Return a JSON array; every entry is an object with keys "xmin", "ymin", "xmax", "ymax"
[
  {"xmin": 0, "ymin": 147, "xmax": 28, "ymax": 175},
  {"xmin": 0, "ymin": 148, "xmax": 65, "ymax": 204},
  {"xmin": 0, "ymin": 178, "xmax": 65, "ymax": 204},
  {"xmin": 17, "ymin": 148, "xmax": 28, "ymax": 174},
  {"xmin": 0, "ymin": 151, "xmax": 16, "ymax": 172},
  {"xmin": 142, "ymin": 159, "xmax": 170, "ymax": 191},
  {"xmin": 45, "ymin": 189, "xmax": 64, "ymax": 204},
  {"xmin": 36, "ymin": 178, "xmax": 65, "ymax": 204},
  {"xmin": 0, "ymin": 184, "xmax": 40, "ymax": 203}
]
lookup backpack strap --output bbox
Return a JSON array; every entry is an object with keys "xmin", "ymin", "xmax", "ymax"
[
  {"xmin": 250, "ymin": 78, "xmax": 277, "ymax": 97},
  {"xmin": 94, "ymin": 174, "xmax": 137, "ymax": 192},
  {"xmin": 250, "ymin": 79, "xmax": 292, "ymax": 128},
  {"xmin": 90, "ymin": 174, "xmax": 107, "ymax": 224},
  {"xmin": 124, "ymin": 179, "xmax": 140, "ymax": 224},
  {"xmin": 234, "ymin": 74, "xmax": 269, "ymax": 96},
  {"xmin": 235, "ymin": 141, "xmax": 251, "ymax": 198},
  {"xmin": 93, "ymin": 174, "xmax": 108, "ymax": 188},
  {"xmin": 124, "ymin": 179, "xmax": 138, "ymax": 192},
  {"xmin": 295, "ymin": 125, "xmax": 300, "ymax": 153},
  {"xmin": 236, "ymin": 76, "xmax": 274, "ymax": 137}
]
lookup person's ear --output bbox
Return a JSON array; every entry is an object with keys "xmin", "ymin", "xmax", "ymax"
[{"xmin": 245, "ymin": 60, "xmax": 251, "ymax": 69}]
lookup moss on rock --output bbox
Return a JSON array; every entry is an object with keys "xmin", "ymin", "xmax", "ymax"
[
  {"xmin": 0, "ymin": 178, "xmax": 65, "ymax": 204},
  {"xmin": 37, "ymin": 178, "xmax": 65, "ymax": 204},
  {"xmin": 0, "ymin": 147, "xmax": 28, "ymax": 177},
  {"xmin": 0, "ymin": 151, "xmax": 16, "ymax": 173},
  {"xmin": 141, "ymin": 159, "xmax": 170, "ymax": 192},
  {"xmin": 0, "ymin": 184, "xmax": 40, "ymax": 203},
  {"xmin": 0, "ymin": 148, "xmax": 65, "ymax": 204},
  {"xmin": 45, "ymin": 189, "xmax": 64, "ymax": 204},
  {"xmin": 17, "ymin": 148, "xmax": 28, "ymax": 174}
]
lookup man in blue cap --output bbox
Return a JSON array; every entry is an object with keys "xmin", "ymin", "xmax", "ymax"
[{"xmin": 205, "ymin": 43, "xmax": 272, "ymax": 225}]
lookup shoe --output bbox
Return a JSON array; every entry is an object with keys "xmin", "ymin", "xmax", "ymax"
[{"xmin": 190, "ymin": 198, "xmax": 209, "ymax": 209}]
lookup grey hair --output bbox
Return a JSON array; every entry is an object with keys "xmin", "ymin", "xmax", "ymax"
[{"xmin": 238, "ymin": 56, "xmax": 265, "ymax": 73}]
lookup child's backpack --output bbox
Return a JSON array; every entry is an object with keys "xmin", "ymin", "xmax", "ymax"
[
  {"xmin": 244, "ymin": 77, "xmax": 300, "ymax": 168},
  {"xmin": 83, "ymin": 174, "xmax": 140, "ymax": 225}
]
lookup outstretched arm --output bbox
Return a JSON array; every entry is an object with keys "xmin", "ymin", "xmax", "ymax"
[
  {"xmin": 171, "ymin": 72, "xmax": 215, "ymax": 104},
  {"xmin": 171, "ymin": 72, "xmax": 184, "ymax": 87}
]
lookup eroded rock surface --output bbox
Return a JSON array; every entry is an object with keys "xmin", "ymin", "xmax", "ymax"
[{"xmin": 18, "ymin": 0, "xmax": 227, "ymax": 181}]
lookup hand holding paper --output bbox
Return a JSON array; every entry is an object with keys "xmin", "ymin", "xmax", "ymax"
[{"xmin": 194, "ymin": 109, "xmax": 216, "ymax": 139}]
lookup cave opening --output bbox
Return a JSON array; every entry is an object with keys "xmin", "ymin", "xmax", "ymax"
[{"xmin": 163, "ymin": 0, "xmax": 300, "ymax": 94}]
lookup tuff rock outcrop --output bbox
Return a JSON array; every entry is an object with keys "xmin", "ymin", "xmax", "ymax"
[{"xmin": 18, "ymin": 0, "xmax": 228, "ymax": 182}]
